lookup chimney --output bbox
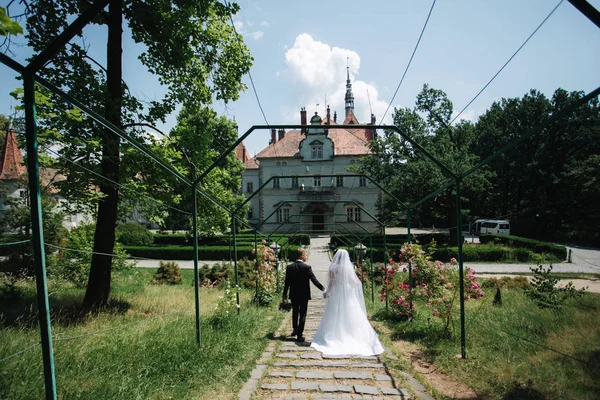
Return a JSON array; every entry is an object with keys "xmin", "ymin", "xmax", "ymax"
[
  {"xmin": 333, "ymin": 111, "xmax": 337, "ymax": 123},
  {"xmin": 270, "ymin": 128, "xmax": 276, "ymax": 144},
  {"xmin": 326, "ymin": 105, "xmax": 331, "ymax": 124},
  {"xmin": 371, "ymin": 113, "xmax": 376, "ymax": 124},
  {"xmin": 278, "ymin": 129, "xmax": 285, "ymax": 141},
  {"xmin": 300, "ymin": 107, "xmax": 307, "ymax": 134},
  {"xmin": 242, "ymin": 146, "xmax": 246, "ymax": 162}
]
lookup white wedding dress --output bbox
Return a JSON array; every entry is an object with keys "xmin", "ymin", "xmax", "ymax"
[{"xmin": 310, "ymin": 249, "xmax": 384, "ymax": 356}]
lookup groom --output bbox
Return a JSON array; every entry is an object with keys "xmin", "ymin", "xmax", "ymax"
[{"xmin": 282, "ymin": 247, "xmax": 323, "ymax": 342}]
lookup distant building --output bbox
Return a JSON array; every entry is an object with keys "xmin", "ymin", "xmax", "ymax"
[{"xmin": 241, "ymin": 70, "xmax": 381, "ymax": 234}]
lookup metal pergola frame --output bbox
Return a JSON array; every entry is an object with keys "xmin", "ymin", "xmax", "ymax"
[{"xmin": 1, "ymin": 1, "xmax": 598, "ymax": 398}]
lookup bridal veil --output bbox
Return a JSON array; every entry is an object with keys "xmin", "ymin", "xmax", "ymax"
[{"xmin": 310, "ymin": 249, "xmax": 384, "ymax": 356}]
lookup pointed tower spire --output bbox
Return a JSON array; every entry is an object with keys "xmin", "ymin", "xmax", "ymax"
[{"xmin": 344, "ymin": 59, "xmax": 355, "ymax": 116}]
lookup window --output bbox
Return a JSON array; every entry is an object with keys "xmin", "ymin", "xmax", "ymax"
[
  {"xmin": 276, "ymin": 161, "xmax": 280, "ymax": 166},
  {"xmin": 282, "ymin": 162, "xmax": 287, "ymax": 166},
  {"xmin": 273, "ymin": 177, "xmax": 280, "ymax": 189},
  {"xmin": 311, "ymin": 145, "xmax": 323, "ymax": 159},
  {"xmin": 277, "ymin": 207, "xmax": 290, "ymax": 223},
  {"xmin": 247, "ymin": 182, "xmax": 253, "ymax": 193},
  {"xmin": 19, "ymin": 190, "xmax": 27, "ymax": 199},
  {"xmin": 291, "ymin": 176, "xmax": 298, "ymax": 189},
  {"xmin": 248, "ymin": 207, "xmax": 253, "ymax": 219},
  {"xmin": 313, "ymin": 176, "xmax": 321, "ymax": 187},
  {"xmin": 346, "ymin": 207, "xmax": 361, "ymax": 222},
  {"xmin": 359, "ymin": 176, "xmax": 367, "ymax": 187},
  {"xmin": 336, "ymin": 176, "xmax": 344, "ymax": 187}
]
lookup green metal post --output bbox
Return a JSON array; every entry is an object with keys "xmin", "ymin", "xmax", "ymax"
[
  {"xmin": 456, "ymin": 179, "xmax": 467, "ymax": 359},
  {"xmin": 254, "ymin": 230, "xmax": 258, "ymax": 306},
  {"xmin": 370, "ymin": 235, "xmax": 374, "ymax": 303},
  {"xmin": 192, "ymin": 187, "xmax": 201, "ymax": 344},
  {"xmin": 383, "ymin": 225, "xmax": 388, "ymax": 311},
  {"xmin": 24, "ymin": 73, "xmax": 57, "ymax": 400},
  {"xmin": 407, "ymin": 210, "xmax": 413, "ymax": 321},
  {"xmin": 233, "ymin": 217, "xmax": 240, "ymax": 313}
]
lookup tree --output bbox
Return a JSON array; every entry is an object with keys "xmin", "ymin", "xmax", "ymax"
[
  {"xmin": 471, "ymin": 89, "xmax": 600, "ymax": 244},
  {"xmin": 24, "ymin": 0, "xmax": 252, "ymax": 308},
  {"xmin": 132, "ymin": 105, "xmax": 248, "ymax": 233},
  {"xmin": 358, "ymin": 84, "xmax": 487, "ymax": 229}
]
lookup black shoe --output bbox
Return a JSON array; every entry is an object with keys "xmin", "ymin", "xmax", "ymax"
[
  {"xmin": 296, "ymin": 336, "xmax": 305, "ymax": 343},
  {"xmin": 290, "ymin": 330, "xmax": 297, "ymax": 337}
]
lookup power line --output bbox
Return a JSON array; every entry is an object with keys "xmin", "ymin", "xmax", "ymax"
[
  {"xmin": 381, "ymin": 0, "xmax": 438, "ymax": 123},
  {"xmin": 450, "ymin": 0, "xmax": 565, "ymax": 125}
]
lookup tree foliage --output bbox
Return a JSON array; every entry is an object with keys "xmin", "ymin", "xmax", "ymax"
[{"xmin": 22, "ymin": 0, "xmax": 253, "ymax": 307}]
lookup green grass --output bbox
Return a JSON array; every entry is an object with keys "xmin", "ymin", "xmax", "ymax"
[
  {"xmin": 0, "ymin": 268, "xmax": 284, "ymax": 399},
  {"xmin": 366, "ymin": 283, "xmax": 600, "ymax": 399}
]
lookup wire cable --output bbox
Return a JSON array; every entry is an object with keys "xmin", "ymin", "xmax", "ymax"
[
  {"xmin": 381, "ymin": 0, "xmax": 438, "ymax": 123},
  {"xmin": 0, "ymin": 342, "xmax": 41, "ymax": 364},
  {"xmin": 450, "ymin": 0, "xmax": 564, "ymax": 125}
]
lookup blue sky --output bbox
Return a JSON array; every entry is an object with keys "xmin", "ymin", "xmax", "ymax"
[{"xmin": 1, "ymin": 0, "xmax": 599, "ymax": 157}]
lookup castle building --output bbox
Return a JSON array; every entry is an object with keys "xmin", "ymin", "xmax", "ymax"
[{"xmin": 241, "ymin": 71, "xmax": 381, "ymax": 234}]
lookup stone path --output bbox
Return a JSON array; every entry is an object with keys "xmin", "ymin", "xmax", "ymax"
[{"xmin": 240, "ymin": 236, "xmax": 435, "ymax": 400}]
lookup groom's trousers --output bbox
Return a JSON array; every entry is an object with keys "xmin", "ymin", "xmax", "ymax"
[{"xmin": 291, "ymin": 299, "xmax": 309, "ymax": 338}]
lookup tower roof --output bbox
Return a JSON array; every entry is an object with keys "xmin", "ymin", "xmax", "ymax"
[
  {"xmin": 344, "ymin": 65, "xmax": 355, "ymax": 116},
  {"xmin": 0, "ymin": 128, "xmax": 26, "ymax": 180}
]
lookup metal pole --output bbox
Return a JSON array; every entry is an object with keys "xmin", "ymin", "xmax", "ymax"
[
  {"xmin": 254, "ymin": 230, "xmax": 258, "ymax": 306},
  {"xmin": 233, "ymin": 216, "xmax": 240, "ymax": 313},
  {"xmin": 24, "ymin": 73, "xmax": 57, "ymax": 400},
  {"xmin": 192, "ymin": 186, "xmax": 201, "ymax": 345},
  {"xmin": 370, "ymin": 235, "xmax": 374, "ymax": 303},
  {"xmin": 383, "ymin": 225, "xmax": 388, "ymax": 311},
  {"xmin": 456, "ymin": 179, "xmax": 467, "ymax": 359},
  {"xmin": 407, "ymin": 210, "xmax": 413, "ymax": 322}
]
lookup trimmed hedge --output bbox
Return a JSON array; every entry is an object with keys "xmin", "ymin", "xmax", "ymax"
[
  {"xmin": 116, "ymin": 222, "xmax": 153, "ymax": 246},
  {"xmin": 479, "ymin": 234, "xmax": 567, "ymax": 260},
  {"xmin": 124, "ymin": 244, "xmax": 300, "ymax": 261},
  {"xmin": 433, "ymin": 245, "xmax": 545, "ymax": 263},
  {"xmin": 152, "ymin": 233, "xmax": 306, "ymax": 247},
  {"xmin": 330, "ymin": 232, "xmax": 449, "ymax": 247}
]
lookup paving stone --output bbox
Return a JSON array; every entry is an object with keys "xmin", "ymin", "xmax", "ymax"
[
  {"xmin": 296, "ymin": 370, "xmax": 334, "ymax": 379},
  {"xmin": 353, "ymin": 385, "xmax": 380, "ymax": 395},
  {"xmin": 352, "ymin": 362, "xmax": 385, "ymax": 368},
  {"xmin": 291, "ymin": 381, "xmax": 320, "ymax": 391},
  {"xmin": 250, "ymin": 364, "xmax": 266, "ymax": 379},
  {"xmin": 301, "ymin": 352, "xmax": 322, "ymax": 359},
  {"xmin": 375, "ymin": 374, "xmax": 392, "ymax": 381},
  {"xmin": 322, "ymin": 354, "xmax": 351, "ymax": 359},
  {"xmin": 273, "ymin": 362, "xmax": 288, "ymax": 367},
  {"xmin": 290, "ymin": 361, "xmax": 321, "ymax": 367},
  {"xmin": 261, "ymin": 383, "xmax": 287, "ymax": 390},
  {"xmin": 320, "ymin": 384, "xmax": 353, "ymax": 393},
  {"xmin": 398, "ymin": 371, "xmax": 434, "ymax": 400},
  {"xmin": 280, "ymin": 345, "xmax": 314, "ymax": 351},
  {"xmin": 380, "ymin": 387, "xmax": 403, "ymax": 396},
  {"xmin": 334, "ymin": 371, "xmax": 373, "ymax": 380},
  {"xmin": 277, "ymin": 353, "xmax": 298, "ymax": 359},
  {"xmin": 269, "ymin": 370, "xmax": 294, "ymax": 378}
]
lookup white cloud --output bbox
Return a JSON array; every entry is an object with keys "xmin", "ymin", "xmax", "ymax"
[
  {"xmin": 233, "ymin": 19, "xmax": 244, "ymax": 32},
  {"xmin": 278, "ymin": 34, "xmax": 395, "ymax": 125},
  {"xmin": 249, "ymin": 31, "xmax": 265, "ymax": 41},
  {"xmin": 260, "ymin": 20, "xmax": 270, "ymax": 27}
]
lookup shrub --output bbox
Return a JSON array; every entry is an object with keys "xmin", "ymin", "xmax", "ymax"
[
  {"xmin": 152, "ymin": 261, "xmax": 183, "ymax": 285},
  {"xmin": 479, "ymin": 234, "xmax": 567, "ymax": 260},
  {"xmin": 123, "ymin": 245, "xmax": 255, "ymax": 260},
  {"xmin": 116, "ymin": 222, "xmax": 154, "ymax": 246},
  {"xmin": 482, "ymin": 276, "xmax": 531, "ymax": 290},
  {"xmin": 525, "ymin": 264, "xmax": 586, "ymax": 309},
  {"xmin": 252, "ymin": 240, "xmax": 278, "ymax": 306},
  {"xmin": 55, "ymin": 224, "xmax": 131, "ymax": 287}
]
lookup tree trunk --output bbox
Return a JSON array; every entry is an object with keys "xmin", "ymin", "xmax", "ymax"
[{"xmin": 83, "ymin": 0, "xmax": 122, "ymax": 309}]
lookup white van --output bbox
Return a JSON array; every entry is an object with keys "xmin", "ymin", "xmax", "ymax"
[{"xmin": 479, "ymin": 219, "xmax": 510, "ymax": 235}]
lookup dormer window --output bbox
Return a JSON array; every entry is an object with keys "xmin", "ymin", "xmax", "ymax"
[{"xmin": 310, "ymin": 140, "xmax": 324, "ymax": 159}]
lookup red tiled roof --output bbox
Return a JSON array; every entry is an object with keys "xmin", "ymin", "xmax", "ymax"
[
  {"xmin": 243, "ymin": 157, "xmax": 260, "ymax": 169},
  {"xmin": 0, "ymin": 129, "xmax": 26, "ymax": 180},
  {"xmin": 235, "ymin": 142, "xmax": 249, "ymax": 164},
  {"xmin": 255, "ymin": 120, "xmax": 373, "ymax": 159}
]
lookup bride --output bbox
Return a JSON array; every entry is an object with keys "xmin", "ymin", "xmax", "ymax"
[{"xmin": 310, "ymin": 249, "xmax": 384, "ymax": 356}]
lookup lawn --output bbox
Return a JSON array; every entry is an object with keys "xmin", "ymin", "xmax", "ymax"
[
  {"xmin": 367, "ymin": 279, "xmax": 600, "ymax": 399},
  {"xmin": 0, "ymin": 268, "xmax": 284, "ymax": 399}
]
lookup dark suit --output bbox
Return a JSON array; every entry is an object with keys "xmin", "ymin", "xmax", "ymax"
[{"xmin": 283, "ymin": 260, "xmax": 324, "ymax": 340}]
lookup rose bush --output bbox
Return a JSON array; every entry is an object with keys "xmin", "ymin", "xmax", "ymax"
[{"xmin": 382, "ymin": 243, "xmax": 484, "ymax": 332}]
